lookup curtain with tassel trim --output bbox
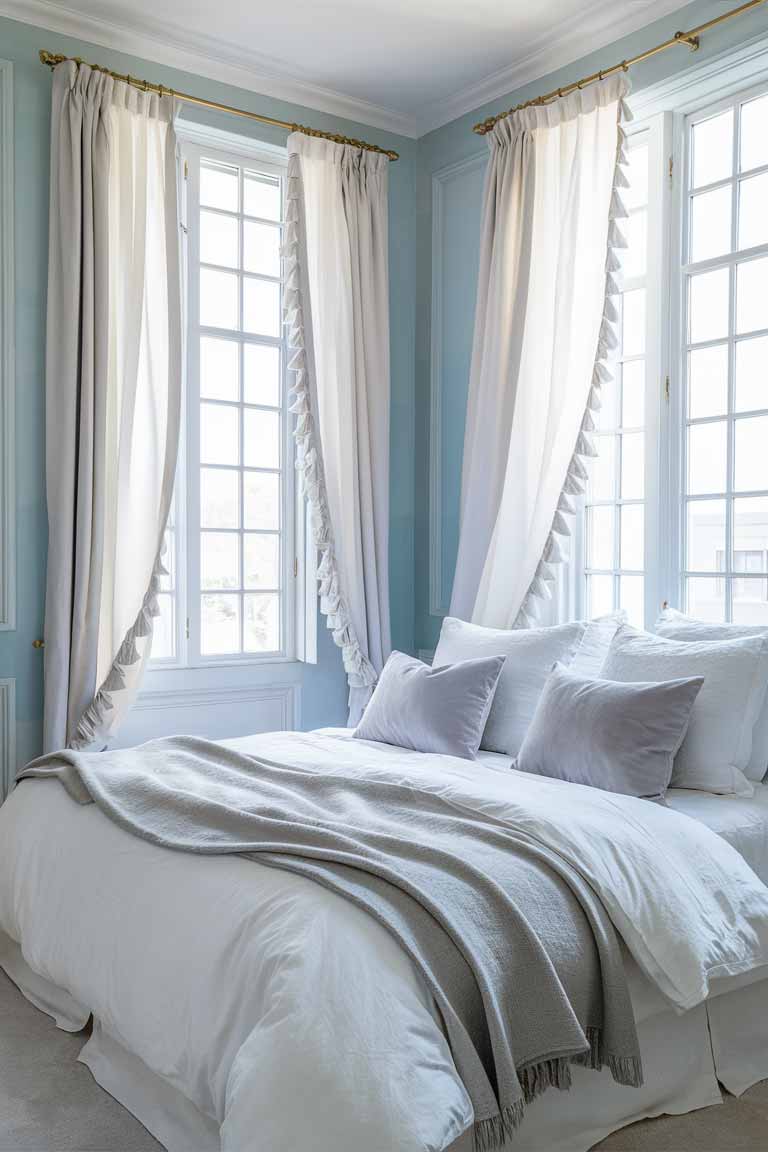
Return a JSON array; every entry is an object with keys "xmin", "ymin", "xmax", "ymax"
[
  {"xmin": 450, "ymin": 75, "xmax": 632, "ymax": 630},
  {"xmin": 284, "ymin": 134, "xmax": 391, "ymax": 723}
]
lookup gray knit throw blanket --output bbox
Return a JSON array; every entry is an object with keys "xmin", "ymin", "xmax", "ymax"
[{"xmin": 20, "ymin": 737, "xmax": 642, "ymax": 1151}]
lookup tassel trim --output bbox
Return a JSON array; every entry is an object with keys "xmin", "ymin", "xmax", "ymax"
[
  {"xmin": 70, "ymin": 547, "xmax": 169, "ymax": 748},
  {"xmin": 514, "ymin": 78, "xmax": 632, "ymax": 628},
  {"xmin": 282, "ymin": 152, "xmax": 377, "ymax": 691}
]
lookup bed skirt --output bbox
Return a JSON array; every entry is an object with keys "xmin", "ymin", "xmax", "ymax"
[{"xmin": 2, "ymin": 931, "xmax": 767, "ymax": 1152}]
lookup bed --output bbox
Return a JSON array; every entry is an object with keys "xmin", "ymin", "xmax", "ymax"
[{"xmin": 1, "ymin": 727, "xmax": 768, "ymax": 1152}]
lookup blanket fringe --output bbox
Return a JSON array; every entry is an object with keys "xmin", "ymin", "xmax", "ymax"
[{"xmin": 472, "ymin": 1027, "xmax": 643, "ymax": 1151}]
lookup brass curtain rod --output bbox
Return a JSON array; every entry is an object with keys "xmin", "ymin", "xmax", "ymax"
[
  {"xmin": 39, "ymin": 49, "xmax": 399, "ymax": 161},
  {"xmin": 474, "ymin": 0, "xmax": 768, "ymax": 135}
]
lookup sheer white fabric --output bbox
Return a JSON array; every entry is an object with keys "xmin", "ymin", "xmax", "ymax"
[
  {"xmin": 285, "ymin": 134, "xmax": 391, "ymax": 723},
  {"xmin": 451, "ymin": 76, "xmax": 630, "ymax": 629},
  {"xmin": 44, "ymin": 62, "xmax": 181, "ymax": 750}
]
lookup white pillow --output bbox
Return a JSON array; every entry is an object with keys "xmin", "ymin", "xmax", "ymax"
[
  {"xmin": 656, "ymin": 608, "xmax": 768, "ymax": 782},
  {"xmin": 602, "ymin": 624, "xmax": 768, "ymax": 795},
  {"xmin": 432, "ymin": 614, "xmax": 625, "ymax": 756}
]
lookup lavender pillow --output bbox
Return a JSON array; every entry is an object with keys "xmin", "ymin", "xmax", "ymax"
[
  {"xmin": 514, "ymin": 663, "xmax": 704, "ymax": 802},
  {"xmin": 354, "ymin": 650, "xmax": 505, "ymax": 760}
]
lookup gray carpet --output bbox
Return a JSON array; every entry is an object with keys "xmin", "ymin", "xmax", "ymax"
[{"xmin": 1, "ymin": 968, "xmax": 767, "ymax": 1152}]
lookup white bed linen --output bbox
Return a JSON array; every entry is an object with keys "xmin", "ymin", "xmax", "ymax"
[
  {"xmin": 477, "ymin": 750, "xmax": 768, "ymax": 885},
  {"xmin": 2, "ymin": 729, "xmax": 768, "ymax": 1152}
]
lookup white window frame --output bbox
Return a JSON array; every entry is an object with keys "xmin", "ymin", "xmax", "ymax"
[
  {"xmin": 576, "ymin": 33, "xmax": 768, "ymax": 628},
  {"xmin": 574, "ymin": 113, "xmax": 668, "ymax": 628},
  {"xmin": 670, "ymin": 76, "xmax": 768, "ymax": 621},
  {"xmin": 148, "ymin": 124, "xmax": 317, "ymax": 678}
]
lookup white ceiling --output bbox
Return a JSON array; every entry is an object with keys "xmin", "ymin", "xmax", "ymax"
[{"xmin": 4, "ymin": 0, "xmax": 693, "ymax": 135}]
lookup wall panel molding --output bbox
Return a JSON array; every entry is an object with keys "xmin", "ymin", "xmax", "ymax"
[
  {"xmin": 112, "ymin": 681, "xmax": 300, "ymax": 747},
  {"xmin": 0, "ymin": 678, "xmax": 15, "ymax": 802},
  {"xmin": 429, "ymin": 152, "xmax": 486, "ymax": 617},
  {"xmin": 0, "ymin": 59, "xmax": 14, "ymax": 631}
]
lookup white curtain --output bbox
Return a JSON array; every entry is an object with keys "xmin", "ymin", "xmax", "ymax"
[
  {"xmin": 285, "ymin": 134, "xmax": 391, "ymax": 723},
  {"xmin": 450, "ymin": 75, "xmax": 631, "ymax": 628},
  {"xmin": 44, "ymin": 61, "xmax": 181, "ymax": 751}
]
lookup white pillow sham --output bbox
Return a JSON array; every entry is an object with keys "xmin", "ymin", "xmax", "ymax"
[
  {"xmin": 656, "ymin": 608, "xmax": 768, "ymax": 782},
  {"xmin": 432, "ymin": 613, "xmax": 625, "ymax": 756},
  {"xmin": 602, "ymin": 624, "xmax": 768, "ymax": 795}
]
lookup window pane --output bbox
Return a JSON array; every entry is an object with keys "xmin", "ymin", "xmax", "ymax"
[
  {"xmin": 244, "ymin": 533, "xmax": 280, "ymax": 589},
  {"xmin": 244, "ymin": 471, "xmax": 280, "ymax": 531},
  {"xmin": 589, "ymin": 435, "xmax": 616, "ymax": 501},
  {"xmin": 619, "ymin": 575, "xmax": 644, "ymax": 628},
  {"xmin": 201, "ymin": 532, "xmax": 240, "ymax": 590},
  {"xmin": 735, "ymin": 335, "xmax": 768, "ymax": 413},
  {"xmin": 689, "ymin": 185, "xmax": 731, "ymax": 263},
  {"xmin": 151, "ymin": 593, "xmax": 175, "ymax": 660},
  {"xmin": 200, "ymin": 268, "xmax": 238, "ymax": 330},
  {"xmin": 624, "ymin": 144, "xmax": 649, "ymax": 210},
  {"xmin": 621, "ymin": 361, "xmax": 644, "ymax": 428},
  {"xmin": 201, "ymin": 593, "xmax": 241, "ymax": 654},
  {"xmin": 201, "ymin": 403, "xmax": 239, "ymax": 466},
  {"xmin": 688, "ymin": 421, "xmax": 727, "ymax": 495},
  {"xmin": 243, "ymin": 408, "xmax": 280, "ymax": 469},
  {"xmin": 244, "ymin": 172, "xmax": 281, "ymax": 221},
  {"xmin": 587, "ymin": 506, "xmax": 614, "ymax": 570},
  {"xmin": 244, "ymin": 593, "xmax": 280, "ymax": 652},
  {"xmin": 686, "ymin": 576, "xmax": 725, "ymax": 621},
  {"xmin": 620, "ymin": 432, "xmax": 644, "ymax": 500},
  {"xmin": 244, "ymin": 221, "xmax": 281, "ymax": 278},
  {"xmin": 738, "ymin": 172, "xmax": 768, "ymax": 252},
  {"xmin": 200, "ymin": 210, "xmax": 239, "ymax": 269},
  {"xmin": 622, "ymin": 289, "xmax": 645, "ymax": 358},
  {"xmin": 691, "ymin": 109, "xmax": 733, "ymax": 188},
  {"xmin": 734, "ymin": 497, "xmax": 768, "ymax": 572},
  {"xmin": 587, "ymin": 574, "xmax": 614, "ymax": 618},
  {"xmin": 733, "ymin": 579, "xmax": 768, "ymax": 626},
  {"xmin": 201, "ymin": 467, "xmax": 239, "ymax": 529},
  {"xmin": 620, "ymin": 504, "xmax": 644, "ymax": 570},
  {"xmin": 243, "ymin": 277, "xmax": 281, "ymax": 337},
  {"xmin": 736, "ymin": 257, "xmax": 768, "ymax": 335},
  {"xmin": 687, "ymin": 499, "xmax": 726, "ymax": 572},
  {"xmin": 621, "ymin": 211, "xmax": 647, "ymax": 279},
  {"xmin": 689, "ymin": 268, "xmax": 729, "ymax": 343},
  {"xmin": 740, "ymin": 93, "xmax": 768, "ymax": 173},
  {"xmin": 200, "ymin": 336, "xmax": 239, "ymax": 402},
  {"xmin": 244, "ymin": 344, "xmax": 280, "ymax": 407},
  {"xmin": 688, "ymin": 344, "xmax": 728, "ymax": 419},
  {"xmin": 595, "ymin": 374, "xmax": 619, "ymax": 431},
  {"xmin": 200, "ymin": 162, "xmax": 238, "ymax": 212},
  {"xmin": 735, "ymin": 415, "xmax": 768, "ymax": 491}
]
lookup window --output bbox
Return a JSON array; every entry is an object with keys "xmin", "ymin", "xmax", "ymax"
[
  {"xmin": 578, "ymin": 60, "xmax": 768, "ymax": 632},
  {"xmin": 152, "ymin": 140, "xmax": 296, "ymax": 666},
  {"xmin": 583, "ymin": 134, "xmax": 650, "ymax": 628},
  {"xmin": 680, "ymin": 85, "xmax": 768, "ymax": 626}
]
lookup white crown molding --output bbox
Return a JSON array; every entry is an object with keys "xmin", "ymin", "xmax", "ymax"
[
  {"xmin": 429, "ymin": 152, "xmax": 487, "ymax": 618},
  {"xmin": 413, "ymin": 0, "xmax": 691, "ymax": 135},
  {"xmin": 0, "ymin": 0, "xmax": 418, "ymax": 137},
  {"xmin": 0, "ymin": 59, "xmax": 15, "ymax": 633},
  {"xmin": 0, "ymin": 678, "xmax": 15, "ymax": 802},
  {"xmin": 629, "ymin": 28, "xmax": 768, "ymax": 118}
]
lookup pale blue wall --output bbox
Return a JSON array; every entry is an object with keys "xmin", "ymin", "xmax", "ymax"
[
  {"xmin": 415, "ymin": 0, "xmax": 768, "ymax": 653},
  {"xmin": 0, "ymin": 14, "xmax": 416, "ymax": 758}
]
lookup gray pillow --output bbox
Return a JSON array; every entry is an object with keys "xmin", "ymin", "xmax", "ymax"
[
  {"xmin": 514, "ymin": 663, "xmax": 704, "ymax": 802},
  {"xmin": 354, "ymin": 650, "xmax": 505, "ymax": 760}
]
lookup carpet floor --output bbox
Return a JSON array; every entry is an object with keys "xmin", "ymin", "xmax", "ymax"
[{"xmin": 2, "ymin": 967, "xmax": 768, "ymax": 1152}]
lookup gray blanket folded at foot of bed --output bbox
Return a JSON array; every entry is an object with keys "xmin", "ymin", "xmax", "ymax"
[{"xmin": 19, "ymin": 737, "xmax": 642, "ymax": 1151}]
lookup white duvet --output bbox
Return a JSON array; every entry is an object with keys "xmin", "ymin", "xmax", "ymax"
[{"xmin": 2, "ymin": 728, "xmax": 768, "ymax": 1152}]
